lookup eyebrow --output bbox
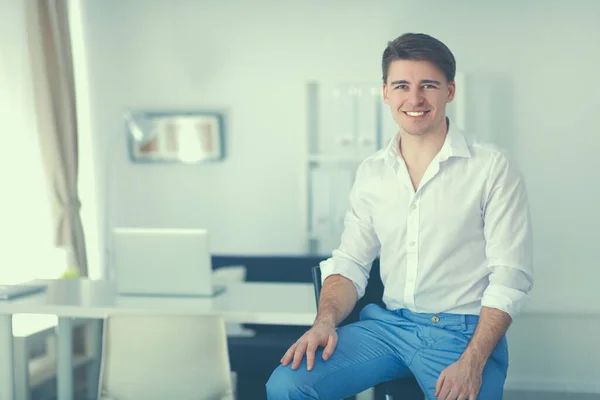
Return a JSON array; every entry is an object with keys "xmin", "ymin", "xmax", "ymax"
[{"xmin": 390, "ymin": 79, "xmax": 442, "ymax": 86}]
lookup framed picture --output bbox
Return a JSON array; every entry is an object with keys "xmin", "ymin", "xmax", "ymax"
[{"xmin": 126, "ymin": 110, "xmax": 225, "ymax": 164}]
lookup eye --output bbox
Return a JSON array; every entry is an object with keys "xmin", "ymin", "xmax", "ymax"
[
  {"xmin": 394, "ymin": 85, "xmax": 408, "ymax": 90},
  {"xmin": 422, "ymin": 84, "xmax": 438, "ymax": 89}
]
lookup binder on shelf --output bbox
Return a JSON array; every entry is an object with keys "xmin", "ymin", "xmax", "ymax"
[
  {"xmin": 330, "ymin": 167, "xmax": 355, "ymax": 246},
  {"xmin": 306, "ymin": 80, "xmax": 393, "ymax": 254},
  {"xmin": 308, "ymin": 167, "xmax": 331, "ymax": 238},
  {"xmin": 331, "ymin": 85, "xmax": 356, "ymax": 158},
  {"xmin": 356, "ymin": 84, "xmax": 380, "ymax": 159}
]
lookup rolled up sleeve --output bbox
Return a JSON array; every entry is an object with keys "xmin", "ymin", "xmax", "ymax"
[
  {"xmin": 481, "ymin": 152, "xmax": 534, "ymax": 319},
  {"xmin": 320, "ymin": 162, "xmax": 381, "ymax": 300}
]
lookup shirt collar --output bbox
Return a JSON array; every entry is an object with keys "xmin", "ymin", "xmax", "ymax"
[{"xmin": 381, "ymin": 118, "xmax": 471, "ymax": 166}]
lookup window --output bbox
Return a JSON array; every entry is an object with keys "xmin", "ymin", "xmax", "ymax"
[
  {"xmin": 0, "ymin": 0, "xmax": 67, "ymax": 332},
  {"xmin": 0, "ymin": 0, "xmax": 67, "ymax": 286}
]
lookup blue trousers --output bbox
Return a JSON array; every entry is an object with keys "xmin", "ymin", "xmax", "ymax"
[{"xmin": 266, "ymin": 304, "xmax": 508, "ymax": 400}]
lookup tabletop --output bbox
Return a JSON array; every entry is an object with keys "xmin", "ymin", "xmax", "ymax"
[{"xmin": 0, "ymin": 279, "xmax": 317, "ymax": 326}]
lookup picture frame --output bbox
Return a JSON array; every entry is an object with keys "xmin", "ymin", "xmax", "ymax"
[{"xmin": 125, "ymin": 110, "xmax": 225, "ymax": 164}]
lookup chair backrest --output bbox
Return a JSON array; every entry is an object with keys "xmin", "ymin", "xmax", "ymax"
[
  {"xmin": 311, "ymin": 264, "xmax": 423, "ymax": 398},
  {"xmin": 311, "ymin": 265, "xmax": 322, "ymax": 308},
  {"xmin": 311, "ymin": 261, "xmax": 385, "ymax": 326},
  {"xmin": 98, "ymin": 314, "xmax": 233, "ymax": 400}
]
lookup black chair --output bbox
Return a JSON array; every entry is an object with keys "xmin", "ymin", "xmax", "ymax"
[{"xmin": 311, "ymin": 266, "xmax": 425, "ymax": 400}]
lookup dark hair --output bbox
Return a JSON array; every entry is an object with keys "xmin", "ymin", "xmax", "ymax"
[{"xmin": 382, "ymin": 33, "xmax": 456, "ymax": 83}]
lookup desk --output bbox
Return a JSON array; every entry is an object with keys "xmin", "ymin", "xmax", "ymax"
[{"xmin": 0, "ymin": 279, "xmax": 317, "ymax": 400}]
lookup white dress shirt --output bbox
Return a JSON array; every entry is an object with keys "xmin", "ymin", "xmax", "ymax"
[{"xmin": 320, "ymin": 123, "xmax": 534, "ymax": 318}]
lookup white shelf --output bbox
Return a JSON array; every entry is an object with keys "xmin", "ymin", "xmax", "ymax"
[
  {"xmin": 307, "ymin": 154, "xmax": 365, "ymax": 164},
  {"xmin": 306, "ymin": 81, "xmax": 384, "ymax": 255},
  {"xmin": 29, "ymin": 354, "xmax": 93, "ymax": 387}
]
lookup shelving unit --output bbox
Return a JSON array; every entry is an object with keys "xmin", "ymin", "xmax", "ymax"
[
  {"xmin": 304, "ymin": 73, "xmax": 466, "ymax": 255},
  {"xmin": 305, "ymin": 81, "xmax": 397, "ymax": 255}
]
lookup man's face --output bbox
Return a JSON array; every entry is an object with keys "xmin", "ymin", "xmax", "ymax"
[{"xmin": 383, "ymin": 59, "xmax": 455, "ymax": 137}]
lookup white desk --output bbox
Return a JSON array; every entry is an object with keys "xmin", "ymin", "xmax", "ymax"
[{"xmin": 0, "ymin": 279, "xmax": 317, "ymax": 400}]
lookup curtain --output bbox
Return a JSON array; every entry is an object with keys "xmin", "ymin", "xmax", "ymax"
[{"xmin": 25, "ymin": 0, "xmax": 88, "ymax": 276}]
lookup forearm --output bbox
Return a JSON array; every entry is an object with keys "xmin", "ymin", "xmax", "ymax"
[
  {"xmin": 460, "ymin": 306, "xmax": 512, "ymax": 371},
  {"xmin": 314, "ymin": 274, "xmax": 358, "ymax": 328}
]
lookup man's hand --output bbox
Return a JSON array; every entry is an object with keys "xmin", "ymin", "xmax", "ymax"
[
  {"xmin": 435, "ymin": 306, "xmax": 512, "ymax": 399},
  {"xmin": 435, "ymin": 358, "xmax": 483, "ymax": 400},
  {"xmin": 280, "ymin": 274, "xmax": 355, "ymax": 371},
  {"xmin": 280, "ymin": 321, "xmax": 337, "ymax": 371}
]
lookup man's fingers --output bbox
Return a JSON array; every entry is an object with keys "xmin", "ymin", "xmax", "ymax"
[
  {"xmin": 435, "ymin": 374, "xmax": 444, "ymax": 397},
  {"xmin": 305, "ymin": 341, "xmax": 318, "ymax": 371},
  {"xmin": 283, "ymin": 327, "xmax": 337, "ymax": 372},
  {"xmin": 438, "ymin": 383, "xmax": 452, "ymax": 400},
  {"xmin": 291, "ymin": 341, "xmax": 308, "ymax": 370},
  {"xmin": 280, "ymin": 343, "xmax": 297, "ymax": 366},
  {"xmin": 451, "ymin": 389, "xmax": 463, "ymax": 400},
  {"xmin": 322, "ymin": 333, "xmax": 337, "ymax": 360},
  {"xmin": 457, "ymin": 392, "xmax": 469, "ymax": 400}
]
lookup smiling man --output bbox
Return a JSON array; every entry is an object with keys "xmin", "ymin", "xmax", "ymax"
[{"xmin": 266, "ymin": 33, "xmax": 533, "ymax": 400}]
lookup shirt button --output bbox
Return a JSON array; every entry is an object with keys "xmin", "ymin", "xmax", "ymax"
[
  {"xmin": 431, "ymin": 316, "xmax": 440, "ymax": 324},
  {"xmin": 408, "ymin": 241, "xmax": 416, "ymax": 247},
  {"xmin": 411, "ymin": 204, "xmax": 417, "ymax": 210}
]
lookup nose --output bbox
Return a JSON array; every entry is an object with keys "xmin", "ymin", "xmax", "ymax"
[{"xmin": 407, "ymin": 87, "xmax": 424, "ymax": 107}]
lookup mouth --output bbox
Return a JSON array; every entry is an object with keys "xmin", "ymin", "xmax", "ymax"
[{"xmin": 403, "ymin": 110, "xmax": 431, "ymax": 119}]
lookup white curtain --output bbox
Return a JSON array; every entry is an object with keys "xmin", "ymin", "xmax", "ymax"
[
  {"xmin": 26, "ymin": 0, "xmax": 89, "ymax": 276},
  {"xmin": 0, "ymin": 1, "xmax": 67, "ymax": 285}
]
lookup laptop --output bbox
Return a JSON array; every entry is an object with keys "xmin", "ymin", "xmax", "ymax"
[
  {"xmin": 112, "ymin": 227, "xmax": 225, "ymax": 297},
  {"xmin": 0, "ymin": 283, "xmax": 46, "ymax": 300}
]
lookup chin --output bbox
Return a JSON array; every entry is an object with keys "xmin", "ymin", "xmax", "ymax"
[
  {"xmin": 407, "ymin": 128, "xmax": 428, "ymax": 136},
  {"xmin": 400, "ymin": 125, "xmax": 430, "ymax": 137}
]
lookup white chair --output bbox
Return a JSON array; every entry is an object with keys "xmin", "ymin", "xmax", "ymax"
[
  {"xmin": 98, "ymin": 314, "xmax": 235, "ymax": 400},
  {"xmin": 12, "ymin": 315, "xmax": 96, "ymax": 400}
]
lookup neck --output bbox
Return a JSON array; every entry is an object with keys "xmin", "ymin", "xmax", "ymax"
[{"xmin": 399, "ymin": 117, "xmax": 448, "ymax": 164}]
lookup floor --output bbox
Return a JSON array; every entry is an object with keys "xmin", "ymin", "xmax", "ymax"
[
  {"xmin": 352, "ymin": 387, "xmax": 600, "ymax": 400},
  {"xmin": 72, "ymin": 392, "xmax": 600, "ymax": 400},
  {"xmin": 39, "ymin": 378, "xmax": 600, "ymax": 400},
  {"xmin": 45, "ymin": 390, "xmax": 600, "ymax": 400},
  {"xmin": 503, "ymin": 392, "xmax": 600, "ymax": 400}
]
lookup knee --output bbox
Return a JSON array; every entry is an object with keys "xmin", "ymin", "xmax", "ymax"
[{"xmin": 266, "ymin": 365, "xmax": 319, "ymax": 400}]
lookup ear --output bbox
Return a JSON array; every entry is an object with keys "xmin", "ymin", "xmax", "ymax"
[
  {"xmin": 382, "ymin": 83, "xmax": 390, "ymax": 105},
  {"xmin": 447, "ymin": 80, "xmax": 456, "ymax": 103}
]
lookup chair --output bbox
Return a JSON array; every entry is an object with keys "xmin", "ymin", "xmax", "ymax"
[
  {"xmin": 311, "ymin": 266, "xmax": 425, "ymax": 400},
  {"xmin": 12, "ymin": 316, "xmax": 98, "ymax": 400},
  {"xmin": 97, "ymin": 314, "xmax": 235, "ymax": 400}
]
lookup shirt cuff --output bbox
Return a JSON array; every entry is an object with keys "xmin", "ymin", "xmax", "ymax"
[
  {"xmin": 481, "ymin": 283, "xmax": 530, "ymax": 319},
  {"xmin": 319, "ymin": 256, "xmax": 369, "ymax": 300}
]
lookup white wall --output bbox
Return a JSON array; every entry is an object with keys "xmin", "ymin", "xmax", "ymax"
[{"xmin": 78, "ymin": 0, "xmax": 600, "ymax": 392}]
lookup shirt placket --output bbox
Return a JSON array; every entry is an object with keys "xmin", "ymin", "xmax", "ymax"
[{"xmin": 404, "ymin": 195, "xmax": 420, "ymax": 309}]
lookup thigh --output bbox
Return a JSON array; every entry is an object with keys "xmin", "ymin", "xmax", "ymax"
[
  {"xmin": 266, "ymin": 319, "xmax": 412, "ymax": 400},
  {"xmin": 413, "ymin": 332, "xmax": 508, "ymax": 400}
]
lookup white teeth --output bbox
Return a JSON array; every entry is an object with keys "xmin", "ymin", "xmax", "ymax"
[{"xmin": 406, "ymin": 111, "xmax": 425, "ymax": 117}]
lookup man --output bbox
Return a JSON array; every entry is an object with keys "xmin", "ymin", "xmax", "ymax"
[{"xmin": 266, "ymin": 32, "xmax": 533, "ymax": 400}]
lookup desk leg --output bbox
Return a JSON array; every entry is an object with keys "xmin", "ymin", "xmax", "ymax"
[
  {"xmin": 0, "ymin": 314, "xmax": 15, "ymax": 400},
  {"xmin": 85, "ymin": 319, "xmax": 103, "ymax": 398},
  {"xmin": 57, "ymin": 317, "xmax": 73, "ymax": 400}
]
